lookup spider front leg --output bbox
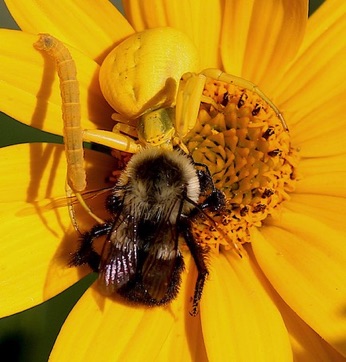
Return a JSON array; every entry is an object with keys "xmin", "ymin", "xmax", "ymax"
[
  {"xmin": 69, "ymin": 127, "xmax": 140, "ymax": 229},
  {"xmin": 174, "ymin": 72, "xmax": 207, "ymax": 141},
  {"xmin": 201, "ymin": 68, "xmax": 288, "ymax": 131},
  {"xmin": 66, "ymin": 127, "xmax": 140, "ymax": 229},
  {"xmin": 83, "ymin": 129, "xmax": 141, "ymax": 154}
]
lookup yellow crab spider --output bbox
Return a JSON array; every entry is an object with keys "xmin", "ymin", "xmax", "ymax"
[
  {"xmin": 34, "ymin": 28, "xmax": 287, "ymax": 227},
  {"xmin": 95, "ymin": 26, "xmax": 288, "ymax": 149}
]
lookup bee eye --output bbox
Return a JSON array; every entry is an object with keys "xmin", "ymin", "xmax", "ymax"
[{"xmin": 106, "ymin": 193, "xmax": 123, "ymax": 214}]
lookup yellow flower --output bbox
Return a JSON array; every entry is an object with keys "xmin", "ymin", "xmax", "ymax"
[{"xmin": 1, "ymin": 0, "xmax": 345, "ymax": 360}]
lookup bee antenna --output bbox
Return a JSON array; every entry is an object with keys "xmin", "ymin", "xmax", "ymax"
[{"xmin": 81, "ymin": 186, "xmax": 114, "ymax": 199}]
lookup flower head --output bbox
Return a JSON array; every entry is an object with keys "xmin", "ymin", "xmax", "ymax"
[{"xmin": 1, "ymin": 0, "xmax": 346, "ymax": 360}]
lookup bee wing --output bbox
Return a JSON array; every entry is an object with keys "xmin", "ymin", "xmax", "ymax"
[
  {"xmin": 141, "ymin": 224, "xmax": 180, "ymax": 301},
  {"xmin": 98, "ymin": 214, "xmax": 138, "ymax": 294}
]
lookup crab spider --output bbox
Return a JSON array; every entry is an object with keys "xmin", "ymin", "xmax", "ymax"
[{"xmin": 34, "ymin": 29, "xmax": 287, "ymax": 227}]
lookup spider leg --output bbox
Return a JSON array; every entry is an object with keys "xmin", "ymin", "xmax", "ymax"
[
  {"xmin": 175, "ymin": 72, "xmax": 206, "ymax": 139},
  {"xmin": 194, "ymin": 162, "xmax": 226, "ymax": 212},
  {"xmin": 201, "ymin": 68, "xmax": 288, "ymax": 131}
]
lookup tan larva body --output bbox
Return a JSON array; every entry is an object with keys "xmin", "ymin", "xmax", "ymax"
[{"xmin": 34, "ymin": 34, "xmax": 86, "ymax": 193}]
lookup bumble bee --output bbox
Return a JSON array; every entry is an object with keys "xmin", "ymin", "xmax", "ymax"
[{"xmin": 70, "ymin": 147, "xmax": 225, "ymax": 315}]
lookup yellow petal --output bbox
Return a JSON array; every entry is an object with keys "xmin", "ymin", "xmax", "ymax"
[
  {"xmin": 295, "ymin": 154, "xmax": 346, "ymax": 197},
  {"xmin": 0, "ymin": 143, "xmax": 73, "ymax": 316},
  {"xmin": 252, "ymin": 209, "xmax": 346, "ymax": 357},
  {"xmin": 5, "ymin": 0, "xmax": 134, "ymax": 62},
  {"xmin": 0, "ymin": 30, "xmax": 113, "ymax": 135},
  {"xmin": 286, "ymin": 193, "xmax": 346, "ymax": 232},
  {"xmin": 200, "ymin": 251, "xmax": 292, "ymax": 361},
  {"xmin": 51, "ymin": 264, "xmax": 203, "ymax": 362},
  {"xmin": 245, "ymin": 246, "xmax": 345, "ymax": 361},
  {"xmin": 269, "ymin": 281, "xmax": 346, "ymax": 361},
  {"xmin": 290, "ymin": 93, "xmax": 346, "ymax": 158},
  {"xmin": 155, "ymin": 254, "xmax": 208, "ymax": 361},
  {"xmin": 0, "ymin": 143, "xmax": 116, "ymax": 316},
  {"xmin": 123, "ymin": 0, "xmax": 223, "ymax": 69},
  {"xmin": 221, "ymin": 0, "xmax": 308, "ymax": 90},
  {"xmin": 275, "ymin": 0, "xmax": 346, "ymax": 123}
]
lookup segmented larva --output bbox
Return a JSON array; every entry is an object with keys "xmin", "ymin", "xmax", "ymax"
[{"xmin": 34, "ymin": 34, "xmax": 86, "ymax": 193}]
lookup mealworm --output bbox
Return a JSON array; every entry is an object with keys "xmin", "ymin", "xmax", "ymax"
[{"xmin": 34, "ymin": 34, "xmax": 86, "ymax": 193}]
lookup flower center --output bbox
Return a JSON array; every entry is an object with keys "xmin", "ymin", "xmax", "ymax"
[{"xmin": 183, "ymin": 76, "xmax": 300, "ymax": 252}]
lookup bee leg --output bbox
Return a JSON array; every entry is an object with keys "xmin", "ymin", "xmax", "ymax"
[
  {"xmin": 195, "ymin": 169, "xmax": 214, "ymax": 193},
  {"xmin": 180, "ymin": 218, "xmax": 209, "ymax": 316},
  {"xmin": 70, "ymin": 222, "xmax": 112, "ymax": 272},
  {"xmin": 194, "ymin": 162, "xmax": 226, "ymax": 212},
  {"xmin": 200, "ymin": 188, "xmax": 226, "ymax": 212}
]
